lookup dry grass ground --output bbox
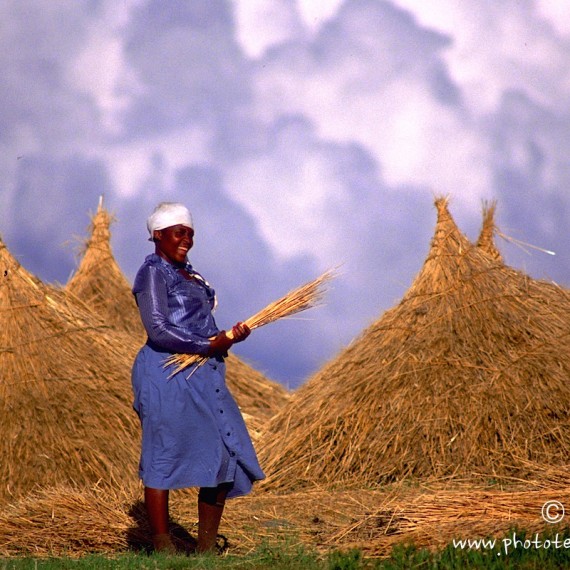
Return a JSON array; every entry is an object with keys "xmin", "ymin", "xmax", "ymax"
[{"xmin": 1, "ymin": 479, "xmax": 569, "ymax": 559}]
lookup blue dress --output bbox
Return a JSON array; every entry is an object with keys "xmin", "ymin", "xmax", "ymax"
[{"xmin": 131, "ymin": 254, "xmax": 265, "ymax": 497}]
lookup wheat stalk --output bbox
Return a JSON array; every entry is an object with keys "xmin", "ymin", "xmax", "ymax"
[{"xmin": 164, "ymin": 268, "xmax": 337, "ymax": 378}]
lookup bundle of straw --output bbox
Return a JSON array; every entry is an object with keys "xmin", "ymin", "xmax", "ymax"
[{"xmin": 164, "ymin": 268, "xmax": 336, "ymax": 377}]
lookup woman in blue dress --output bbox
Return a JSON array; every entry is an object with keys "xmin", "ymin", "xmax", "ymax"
[{"xmin": 131, "ymin": 202, "xmax": 265, "ymax": 553}]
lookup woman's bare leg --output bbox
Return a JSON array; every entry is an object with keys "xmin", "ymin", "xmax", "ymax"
[
  {"xmin": 145, "ymin": 487, "xmax": 175, "ymax": 553},
  {"xmin": 197, "ymin": 485, "xmax": 230, "ymax": 553}
]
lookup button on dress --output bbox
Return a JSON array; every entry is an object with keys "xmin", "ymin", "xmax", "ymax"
[{"xmin": 131, "ymin": 254, "xmax": 265, "ymax": 497}]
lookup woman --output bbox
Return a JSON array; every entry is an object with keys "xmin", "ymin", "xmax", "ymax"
[{"xmin": 131, "ymin": 202, "xmax": 265, "ymax": 554}]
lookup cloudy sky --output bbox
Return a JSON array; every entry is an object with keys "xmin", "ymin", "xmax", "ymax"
[{"xmin": 1, "ymin": 0, "xmax": 569, "ymax": 388}]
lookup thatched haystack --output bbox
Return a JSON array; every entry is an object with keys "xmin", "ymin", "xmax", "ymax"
[
  {"xmin": 0, "ymin": 238, "xmax": 141, "ymax": 502},
  {"xmin": 66, "ymin": 198, "xmax": 145, "ymax": 340},
  {"xmin": 1, "ymin": 481, "xmax": 568, "ymax": 558},
  {"xmin": 258, "ymin": 198, "xmax": 570, "ymax": 491}
]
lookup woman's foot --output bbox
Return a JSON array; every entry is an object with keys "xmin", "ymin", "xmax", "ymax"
[{"xmin": 152, "ymin": 533, "xmax": 176, "ymax": 554}]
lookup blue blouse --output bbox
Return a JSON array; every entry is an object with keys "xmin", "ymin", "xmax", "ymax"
[{"xmin": 132, "ymin": 254, "xmax": 218, "ymax": 355}]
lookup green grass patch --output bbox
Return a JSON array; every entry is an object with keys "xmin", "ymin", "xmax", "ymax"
[{"xmin": 2, "ymin": 527, "xmax": 570, "ymax": 569}]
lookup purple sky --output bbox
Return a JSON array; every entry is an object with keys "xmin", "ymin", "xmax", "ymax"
[{"xmin": 1, "ymin": 0, "xmax": 568, "ymax": 388}]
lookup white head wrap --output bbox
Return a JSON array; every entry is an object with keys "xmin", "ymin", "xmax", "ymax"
[{"xmin": 147, "ymin": 202, "xmax": 193, "ymax": 240}]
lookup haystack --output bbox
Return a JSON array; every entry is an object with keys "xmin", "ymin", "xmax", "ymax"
[
  {"xmin": 0, "ymin": 237, "xmax": 141, "ymax": 502},
  {"xmin": 259, "ymin": 197, "xmax": 570, "ymax": 490},
  {"xmin": 66, "ymin": 197, "xmax": 145, "ymax": 340}
]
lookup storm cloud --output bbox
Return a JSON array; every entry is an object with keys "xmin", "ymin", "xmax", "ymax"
[{"xmin": 1, "ymin": 0, "xmax": 568, "ymax": 387}]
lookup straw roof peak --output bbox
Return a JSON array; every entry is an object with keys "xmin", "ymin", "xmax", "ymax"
[
  {"xmin": 400, "ymin": 197, "xmax": 491, "ymax": 303},
  {"xmin": 90, "ymin": 198, "xmax": 113, "ymax": 246},
  {"xmin": 66, "ymin": 201, "xmax": 145, "ymax": 338},
  {"xmin": 476, "ymin": 200, "xmax": 503, "ymax": 262},
  {"xmin": 80, "ymin": 195, "xmax": 115, "ymax": 255},
  {"xmin": 429, "ymin": 196, "xmax": 471, "ymax": 259}
]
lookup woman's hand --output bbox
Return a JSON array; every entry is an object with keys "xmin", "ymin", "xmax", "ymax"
[
  {"xmin": 208, "ymin": 322, "xmax": 250, "ymax": 357},
  {"xmin": 208, "ymin": 331, "xmax": 233, "ymax": 357},
  {"xmin": 230, "ymin": 321, "xmax": 251, "ymax": 343}
]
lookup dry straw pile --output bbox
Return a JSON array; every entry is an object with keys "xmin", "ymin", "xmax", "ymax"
[
  {"xmin": 1, "ymin": 481, "xmax": 568, "ymax": 558},
  {"xmin": 259, "ymin": 197, "xmax": 570, "ymax": 491},
  {"xmin": 66, "ymin": 197, "xmax": 146, "ymax": 340},
  {"xmin": 0, "ymin": 237, "xmax": 141, "ymax": 503}
]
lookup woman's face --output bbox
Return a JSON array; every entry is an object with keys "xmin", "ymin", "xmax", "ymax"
[{"xmin": 154, "ymin": 224, "xmax": 194, "ymax": 265}]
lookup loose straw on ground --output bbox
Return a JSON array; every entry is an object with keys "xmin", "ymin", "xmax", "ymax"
[{"xmin": 164, "ymin": 268, "xmax": 337, "ymax": 378}]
